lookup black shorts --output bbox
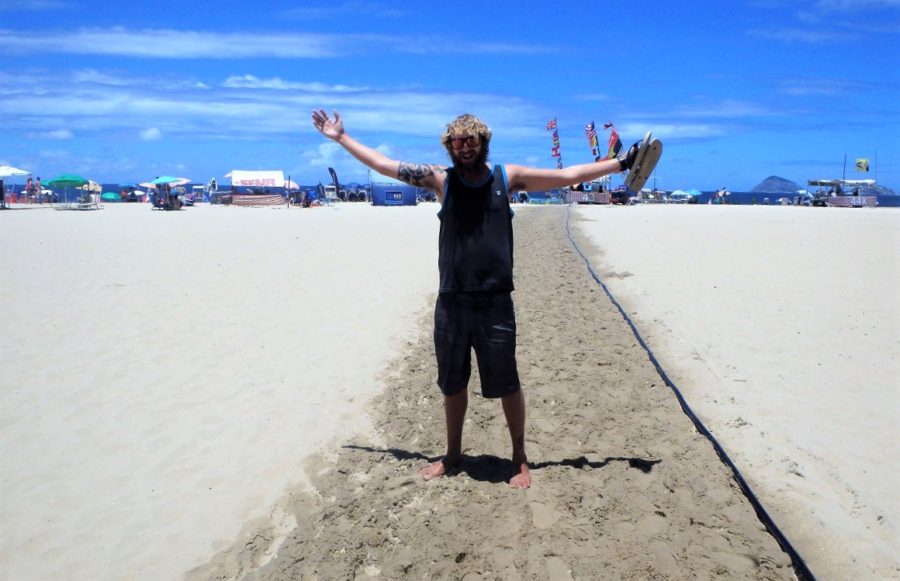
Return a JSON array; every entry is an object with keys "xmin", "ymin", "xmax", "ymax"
[{"xmin": 434, "ymin": 292, "xmax": 521, "ymax": 398}]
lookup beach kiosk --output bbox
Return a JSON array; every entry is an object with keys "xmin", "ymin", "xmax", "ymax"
[
  {"xmin": 370, "ymin": 183, "xmax": 418, "ymax": 206},
  {"xmin": 226, "ymin": 170, "xmax": 289, "ymax": 207}
]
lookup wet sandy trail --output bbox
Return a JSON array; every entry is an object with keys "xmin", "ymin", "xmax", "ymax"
[{"xmin": 192, "ymin": 206, "xmax": 795, "ymax": 580}]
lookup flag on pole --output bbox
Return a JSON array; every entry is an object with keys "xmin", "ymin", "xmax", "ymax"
[
  {"xmin": 585, "ymin": 121, "xmax": 599, "ymax": 156},
  {"xmin": 585, "ymin": 121, "xmax": 597, "ymax": 143},
  {"xmin": 606, "ymin": 125, "xmax": 622, "ymax": 159},
  {"xmin": 546, "ymin": 119, "xmax": 562, "ymax": 167},
  {"xmin": 856, "ymin": 158, "xmax": 870, "ymax": 172}
]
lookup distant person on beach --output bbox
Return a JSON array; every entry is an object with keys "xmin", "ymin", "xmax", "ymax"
[{"xmin": 312, "ymin": 109, "xmax": 643, "ymax": 488}]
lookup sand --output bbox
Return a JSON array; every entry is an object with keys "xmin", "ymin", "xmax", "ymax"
[
  {"xmin": 1, "ymin": 201, "xmax": 894, "ymax": 580},
  {"xmin": 187, "ymin": 206, "xmax": 793, "ymax": 580},
  {"xmin": 0, "ymin": 203, "xmax": 440, "ymax": 580},
  {"xmin": 573, "ymin": 204, "xmax": 900, "ymax": 579}
]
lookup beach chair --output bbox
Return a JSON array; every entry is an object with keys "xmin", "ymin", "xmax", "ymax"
[
  {"xmin": 74, "ymin": 192, "xmax": 101, "ymax": 210},
  {"xmin": 149, "ymin": 190, "xmax": 182, "ymax": 210}
]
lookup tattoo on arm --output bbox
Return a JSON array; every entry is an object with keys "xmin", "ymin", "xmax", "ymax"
[{"xmin": 398, "ymin": 162, "xmax": 443, "ymax": 187}]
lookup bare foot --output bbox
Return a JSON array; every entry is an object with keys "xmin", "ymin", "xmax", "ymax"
[
  {"xmin": 418, "ymin": 457, "xmax": 460, "ymax": 481},
  {"xmin": 509, "ymin": 462, "xmax": 531, "ymax": 489}
]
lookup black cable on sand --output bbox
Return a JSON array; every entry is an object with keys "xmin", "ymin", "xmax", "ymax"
[{"xmin": 564, "ymin": 205, "xmax": 815, "ymax": 581}]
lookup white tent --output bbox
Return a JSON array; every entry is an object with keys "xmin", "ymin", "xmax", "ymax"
[{"xmin": 226, "ymin": 170, "xmax": 285, "ymax": 188}]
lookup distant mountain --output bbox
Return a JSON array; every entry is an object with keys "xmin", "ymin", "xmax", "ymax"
[
  {"xmin": 751, "ymin": 176, "xmax": 800, "ymax": 193},
  {"xmin": 861, "ymin": 183, "xmax": 897, "ymax": 196}
]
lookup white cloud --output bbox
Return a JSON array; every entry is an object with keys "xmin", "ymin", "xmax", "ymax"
[
  {"xmin": 0, "ymin": 28, "xmax": 554, "ymax": 59},
  {"xmin": 223, "ymin": 75, "xmax": 367, "ymax": 92},
  {"xmin": 0, "ymin": 29, "xmax": 337, "ymax": 58},
  {"xmin": 140, "ymin": 127, "xmax": 162, "ymax": 141},
  {"xmin": 72, "ymin": 69, "xmax": 133, "ymax": 86},
  {"xmin": 749, "ymin": 0, "xmax": 900, "ymax": 42},
  {"xmin": 618, "ymin": 123, "xmax": 727, "ymax": 140},
  {"xmin": 0, "ymin": 0, "xmax": 72, "ymax": 10},
  {"xmin": 280, "ymin": 2, "xmax": 406, "ymax": 20},
  {"xmin": 30, "ymin": 129, "xmax": 73, "ymax": 140},
  {"xmin": 748, "ymin": 27, "xmax": 853, "ymax": 43},
  {"xmin": 779, "ymin": 78, "xmax": 858, "ymax": 96},
  {"xmin": 305, "ymin": 142, "xmax": 344, "ymax": 168},
  {"xmin": 816, "ymin": 0, "xmax": 900, "ymax": 10},
  {"xmin": 672, "ymin": 99, "xmax": 777, "ymax": 119}
]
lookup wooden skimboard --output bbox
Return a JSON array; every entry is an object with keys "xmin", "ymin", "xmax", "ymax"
[{"xmin": 624, "ymin": 131, "xmax": 663, "ymax": 193}]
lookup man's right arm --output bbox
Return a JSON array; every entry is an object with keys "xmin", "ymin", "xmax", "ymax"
[
  {"xmin": 338, "ymin": 134, "xmax": 446, "ymax": 199},
  {"xmin": 312, "ymin": 109, "xmax": 445, "ymax": 196}
]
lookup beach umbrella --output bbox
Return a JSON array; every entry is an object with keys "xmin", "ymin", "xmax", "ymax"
[
  {"xmin": 46, "ymin": 174, "xmax": 88, "ymax": 187},
  {"xmin": 46, "ymin": 174, "xmax": 89, "ymax": 204},
  {"xmin": 150, "ymin": 176, "xmax": 190, "ymax": 186},
  {"xmin": 101, "ymin": 192, "xmax": 120, "ymax": 201},
  {"xmin": 0, "ymin": 165, "xmax": 30, "ymax": 178}
]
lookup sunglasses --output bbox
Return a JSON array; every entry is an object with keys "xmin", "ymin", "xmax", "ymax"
[{"xmin": 449, "ymin": 135, "xmax": 480, "ymax": 150}]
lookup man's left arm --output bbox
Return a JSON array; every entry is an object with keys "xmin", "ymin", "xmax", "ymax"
[{"xmin": 506, "ymin": 159, "xmax": 622, "ymax": 193}]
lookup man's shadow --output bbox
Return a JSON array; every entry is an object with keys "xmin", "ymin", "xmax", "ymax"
[{"xmin": 343, "ymin": 445, "xmax": 661, "ymax": 484}]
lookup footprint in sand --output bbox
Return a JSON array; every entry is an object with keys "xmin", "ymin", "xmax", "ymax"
[
  {"xmin": 529, "ymin": 501, "xmax": 561, "ymax": 529},
  {"xmin": 532, "ymin": 417, "xmax": 559, "ymax": 433},
  {"xmin": 545, "ymin": 556, "xmax": 574, "ymax": 580}
]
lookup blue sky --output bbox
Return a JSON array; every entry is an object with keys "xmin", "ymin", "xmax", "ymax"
[{"xmin": 2, "ymin": 0, "xmax": 898, "ymax": 191}]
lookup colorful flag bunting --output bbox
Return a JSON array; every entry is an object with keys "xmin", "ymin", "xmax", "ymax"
[{"xmin": 546, "ymin": 118, "xmax": 557, "ymax": 131}]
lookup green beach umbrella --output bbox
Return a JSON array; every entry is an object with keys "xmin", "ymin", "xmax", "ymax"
[
  {"xmin": 46, "ymin": 174, "xmax": 89, "ymax": 188},
  {"xmin": 46, "ymin": 174, "xmax": 89, "ymax": 204}
]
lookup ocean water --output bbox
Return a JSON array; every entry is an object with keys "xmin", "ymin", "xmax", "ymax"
[
  {"xmin": 693, "ymin": 191, "xmax": 900, "ymax": 207},
  {"xmin": 527, "ymin": 190, "xmax": 900, "ymax": 208},
  {"xmin": 6, "ymin": 184, "xmax": 899, "ymax": 207}
]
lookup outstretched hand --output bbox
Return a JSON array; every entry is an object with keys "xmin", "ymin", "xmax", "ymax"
[{"xmin": 312, "ymin": 109, "xmax": 344, "ymax": 141}]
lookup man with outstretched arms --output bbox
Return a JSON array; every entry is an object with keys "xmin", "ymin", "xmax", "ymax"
[{"xmin": 312, "ymin": 109, "xmax": 644, "ymax": 488}]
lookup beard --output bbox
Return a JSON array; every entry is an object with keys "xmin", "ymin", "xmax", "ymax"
[{"xmin": 448, "ymin": 144, "xmax": 489, "ymax": 169}]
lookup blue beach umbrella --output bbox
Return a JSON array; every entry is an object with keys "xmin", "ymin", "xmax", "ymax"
[{"xmin": 150, "ymin": 176, "xmax": 190, "ymax": 186}]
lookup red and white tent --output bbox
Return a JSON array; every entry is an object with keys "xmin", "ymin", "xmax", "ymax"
[{"xmin": 226, "ymin": 170, "xmax": 285, "ymax": 188}]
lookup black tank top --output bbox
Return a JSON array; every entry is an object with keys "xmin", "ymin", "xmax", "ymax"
[{"xmin": 438, "ymin": 164, "xmax": 514, "ymax": 293}]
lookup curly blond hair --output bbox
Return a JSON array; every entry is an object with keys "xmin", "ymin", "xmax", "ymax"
[{"xmin": 440, "ymin": 114, "xmax": 492, "ymax": 161}]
